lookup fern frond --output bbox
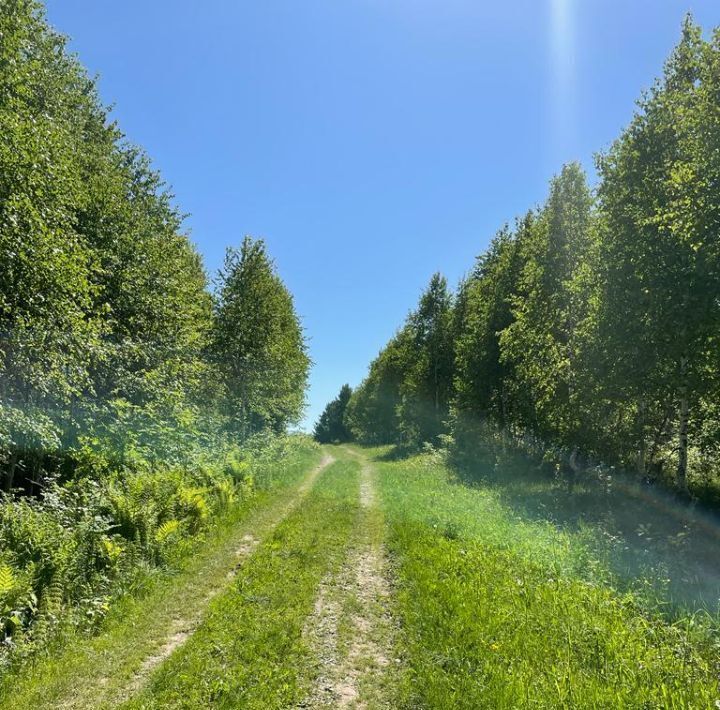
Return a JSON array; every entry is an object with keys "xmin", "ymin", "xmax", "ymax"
[
  {"xmin": 0, "ymin": 564, "xmax": 14, "ymax": 597},
  {"xmin": 155, "ymin": 519, "xmax": 181, "ymax": 544}
]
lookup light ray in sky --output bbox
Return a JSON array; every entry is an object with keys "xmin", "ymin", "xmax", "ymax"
[{"xmin": 549, "ymin": 0, "xmax": 577, "ymax": 162}]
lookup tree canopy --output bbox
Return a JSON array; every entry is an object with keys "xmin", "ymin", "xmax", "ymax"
[
  {"xmin": 313, "ymin": 384, "xmax": 353, "ymax": 443},
  {"xmin": 212, "ymin": 238, "xmax": 310, "ymax": 437}
]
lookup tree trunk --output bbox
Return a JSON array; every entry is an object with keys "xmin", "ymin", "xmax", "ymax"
[
  {"xmin": 636, "ymin": 400, "xmax": 647, "ymax": 477},
  {"xmin": 649, "ymin": 405, "xmax": 671, "ymax": 462},
  {"xmin": 676, "ymin": 357, "xmax": 689, "ymax": 492},
  {"xmin": 4, "ymin": 452, "xmax": 18, "ymax": 493},
  {"xmin": 567, "ymin": 446, "xmax": 581, "ymax": 493}
]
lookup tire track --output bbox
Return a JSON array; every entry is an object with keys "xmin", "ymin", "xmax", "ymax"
[{"xmin": 302, "ymin": 451, "xmax": 396, "ymax": 709}]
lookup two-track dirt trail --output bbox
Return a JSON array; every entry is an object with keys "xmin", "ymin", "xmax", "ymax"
[
  {"xmin": 120, "ymin": 446, "xmax": 399, "ymax": 708},
  {"xmin": 11, "ymin": 447, "xmax": 400, "ymax": 709},
  {"xmin": 301, "ymin": 448, "xmax": 398, "ymax": 709},
  {"xmin": 118, "ymin": 452, "xmax": 338, "ymax": 705}
]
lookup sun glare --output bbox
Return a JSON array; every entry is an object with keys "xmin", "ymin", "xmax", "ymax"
[{"xmin": 550, "ymin": 0, "xmax": 576, "ymax": 157}]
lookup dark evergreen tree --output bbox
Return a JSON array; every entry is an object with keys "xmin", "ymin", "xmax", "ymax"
[
  {"xmin": 347, "ymin": 274, "xmax": 454, "ymax": 450},
  {"xmin": 451, "ymin": 221, "xmax": 528, "ymax": 456},
  {"xmin": 346, "ymin": 328, "xmax": 412, "ymax": 445},
  {"xmin": 398, "ymin": 273, "xmax": 455, "ymax": 449},
  {"xmin": 314, "ymin": 384, "xmax": 353, "ymax": 443}
]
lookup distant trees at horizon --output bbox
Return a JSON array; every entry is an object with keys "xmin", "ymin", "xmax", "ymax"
[{"xmin": 314, "ymin": 384, "xmax": 353, "ymax": 444}]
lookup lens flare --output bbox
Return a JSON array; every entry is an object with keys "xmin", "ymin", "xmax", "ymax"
[{"xmin": 549, "ymin": 0, "xmax": 577, "ymax": 159}]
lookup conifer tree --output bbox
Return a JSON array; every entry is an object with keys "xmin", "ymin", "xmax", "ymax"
[
  {"xmin": 345, "ymin": 328, "xmax": 412, "ymax": 445},
  {"xmin": 452, "ymin": 222, "xmax": 528, "ymax": 454},
  {"xmin": 398, "ymin": 273, "xmax": 455, "ymax": 448},
  {"xmin": 314, "ymin": 384, "xmax": 353, "ymax": 443}
]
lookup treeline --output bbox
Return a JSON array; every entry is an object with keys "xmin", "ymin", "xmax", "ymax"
[
  {"xmin": 342, "ymin": 18, "xmax": 720, "ymax": 496},
  {"xmin": 0, "ymin": 0, "xmax": 309, "ymax": 490},
  {"xmin": 0, "ymin": 0, "xmax": 310, "ymax": 659}
]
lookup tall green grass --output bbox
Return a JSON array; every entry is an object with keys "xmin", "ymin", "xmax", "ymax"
[
  {"xmin": 374, "ymin": 450, "xmax": 720, "ymax": 708},
  {"xmin": 375, "ymin": 450, "xmax": 604, "ymax": 580}
]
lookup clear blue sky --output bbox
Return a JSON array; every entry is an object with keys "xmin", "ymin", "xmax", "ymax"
[{"xmin": 45, "ymin": 0, "xmax": 720, "ymax": 431}]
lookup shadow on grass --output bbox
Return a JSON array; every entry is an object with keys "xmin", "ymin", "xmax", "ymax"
[
  {"xmin": 446, "ymin": 444, "xmax": 720, "ymax": 612},
  {"xmin": 374, "ymin": 446, "xmax": 414, "ymax": 462}
]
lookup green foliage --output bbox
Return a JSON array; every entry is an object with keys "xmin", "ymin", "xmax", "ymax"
[
  {"xmin": 345, "ymin": 329, "xmax": 411, "ymax": 445},
  {"xmin": 397, "ymin": 274, "xmax": 455, "ymax": 449},
  {"xmin": 0, "ymin": 0, "xmax": 221, "ymax": 492},
  {"xmin": 376, "ymin": 450, "xmax": 720, "ymax": 708},
  {"xmin": 174, "ymin": 486, "xmax": 210, "ymax": 532},
  {"xmin": 451, "ymin": 223, "xmax": 527, "ymax": 460},
  {"xmin": 313, "ymin": 383, "xmax": 353, "ymax": 443},
  {"xmin": 125, "ymin": 457, "xmax": 359, "ymax": 709},
  {"xmin": 392, "ymin": 523, "xmax": 717, "ymax": 708},
  {"xmin": 0, "ymin": 2, "xmax": 309, "ymax": 497},
  {"xmin": 0, "ymin": 434, "xmax": 317, "ymax": 672},
  {"xmin": 154, "ymin": 520, "xmax": 181, "ymax": 546},
  {"xmin": 590, "ymin": 18, "xmax": 720, "ymax": 487},
  {"xmin": 211, "ymin": 237, "xmax": 310, "ymax": 436},
  {"xmin": 0, "ymin": 436, "xmax": 321, "ymax": 708},
  {"xmin": 499, "ymin": 163, "xmax": 594, "ymax": 448},
  {"xmin": 348, "ymin": 274, "xmax": 454, "ymax": 450},
  {"xmin": 0, "ymin": 0, "xmax": 312, "ymax": 672}
]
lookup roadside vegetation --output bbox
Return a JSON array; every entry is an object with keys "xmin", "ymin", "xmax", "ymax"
[
  {"xmin": 5, "ymin": 0, "xmax": 720, "ymax": 706},
  {"xmin": 310, "ymin": 19, "xmax": 720, "ymax": 706},
  {"xmin": 124, "ymin": 455, "xmax": 360, "ymax": 709},
  {"xmin": 373, "ymin": 448, "xmax": 720, "ymax": 708},
  {"xmin": 314, "ymin": 385, "xmax": 354, "ymax": 444},
  {"xmin": 0, "ymin": 0, "xmax": 309, "ymax": 678},
  {"xmin": 2, "ymin": 441, "xmax": 322, "ymax": 709}
]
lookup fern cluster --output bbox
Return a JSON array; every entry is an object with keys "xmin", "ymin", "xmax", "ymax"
[{"xmin": 0, "ymin": 434, "xmax": 316, "ymax": 672}]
